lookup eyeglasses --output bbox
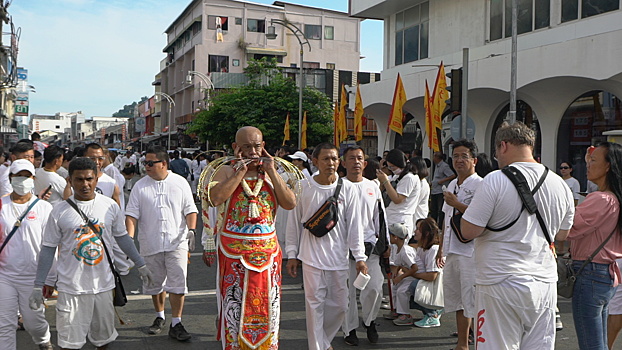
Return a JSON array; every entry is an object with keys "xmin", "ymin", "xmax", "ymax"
[
  {"xmin": 559, "ymin": 166, "xmax": 570, "ymax": 170},
  {"xmin": 452, "ymin": 154, "xmax": 473, "ymax": 161},
  {"xmin": 142, "ymin": 160, "xmax": 163, "ymax": 167},
  {"xmin": 88, "ymin": 156, "xmax": 106, "ymax": 161}
]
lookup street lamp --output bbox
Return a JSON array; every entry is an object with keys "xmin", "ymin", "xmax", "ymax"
[
  {"xmin": 155, "ymin": 92, "xmax": 175, "ymax": 149},
  {"xmin": 266, "ymin": 19, "xmax": 311, "ymax": 149},
  {"xmin": 186, "ymin": 71, "xmax": 215, "ymax": 110}
]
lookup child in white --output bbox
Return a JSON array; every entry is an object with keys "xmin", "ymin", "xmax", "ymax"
[
  {"xmin": 388, "ymin": 223, "xmax": 418, "ymax": 326},
  {"xmin": 408, "ymin": 218, "xmax": 443, "ymax": 328}
]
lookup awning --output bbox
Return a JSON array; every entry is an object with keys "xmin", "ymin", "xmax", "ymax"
[{"xmin": 246, "ymin": 47, "xmax": 288, "ymax": 56}]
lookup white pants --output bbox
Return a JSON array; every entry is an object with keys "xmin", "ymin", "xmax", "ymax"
[
  {"xmin": 392, "ymin": 276, "xmax": 415, "ymax": 315},
  {"xmin": 475, "ymin": 277, "xmax": 556, "ymax": 350},
  {"xmin": 343, "ymin": 254, "xmax": 383, "ymax": 333},
  {"xmin": 0, "ymin": 278, "xmax": 50, "ymax": 349},
  {"xmin": 443, "ymin": 254, "xmax": 476, "ymax": 317},
  {"xmin": 302, "ymin": 263, "xmax": 349, "ymax": 350}
]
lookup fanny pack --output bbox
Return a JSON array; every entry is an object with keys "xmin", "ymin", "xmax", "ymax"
[{"xmin": 304, "ymin": 178, "xmax": 342, "ymax": 238}]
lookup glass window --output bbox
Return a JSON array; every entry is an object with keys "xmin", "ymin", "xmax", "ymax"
[
  {"xmin": 490, "ymin": 0, "xmax": 551, "ymax": 41},
  {"xmin": 326, "ymin": 63, "xmax": 336, "ymax": 70},
  {"xmin": 395, "ymin": 12, "xmax": 404, "ymax": 31},
  {"xmin": 504, "ymin": 0, "xmax": 533, "ymax": 38},
  {"xmin": 404, "ymin": 6, "xmax": 419, "ymax": 28},
  {"xmin": 304, "ymin": 24, "xmax": 322, "ymax": 40},
  {"xmin": 303, "ymin": 62, "xmax": 320, "ymax": 69},
  {"xmin": 582, "ymin": 0, "xmax": 619, "ymax": 18},
  {"xmin": 490, "ymin": 0, "xmax": 503, "ymax": 40},
  {"xmin": 209, "ymin": 55, "xmax": 229, "ymax": 72},
  {"xmin": 208, "ymin": 16, "xmax": 228, "ymax": 30},
  {"xmin": 394, "ymin": 2, "xmax": 429, "ymax": 65},
  {"xmin": 535, "ymin": 0, "xmax": 550, "ymax": 29},
  {"xmin": 395, "ymin": 31, "xmax": 403, "ymax": 66},
  {"xmin": 403, "ymin": 26, "xmax": 419, "ymax": 63},
  {"xmin": 191, "ymin": 21, "xmax": 202, "ymax": 36},
  {"xmin": 235, "ymin": 17, "xmax": 242, "ymax": 25},
  {"xmin": 325, "ymin": 26, "xmax": 334, "ymax": 40},
  {"xmin": 247, "ymin": 19, "xmax": 265, "ymax": 33},
  {"xmin": 562, "ymin": 0, "xmax": 579, "ymax": 21},
  {"xmin": 420, "ymin": 21, "xmax": 429, "ymax": 59}
]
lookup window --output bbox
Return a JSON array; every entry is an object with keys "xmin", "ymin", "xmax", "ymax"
[
  {"xmin": 209, "ymin": 55, "xmax": 229, "ymax": 72},
  {"xmin": 325, "ymin": 26, "xmax": 334, "ymax": 40},
  {"xmin": 191, "ymin": 21, "xmax": 202, "ymax": 36},
  {"xmin": 303, "ymin": 62, "xmax": 320, "ymax": 69},
  {"xmin": 562, "ymin": 0, "xmax": 619, "ymax": 22},
  {"xmin": 395, "ymin": 2, "xmax": 429, "ymax": 66},
  {"xmin": 208, "ymin": 16, "xmax": 228, "ymax": 31},
  {"xmin": 253, "ymin": 54, "xmax": 283, "ymax": 63},
  {"xmin": 55, "ymin": 125, "xmax": 60, "ymax": 129},
  {"xmin": 235, "ymin": 17, "xmax": 242, "ymax": 25},
  {"xmin": 489, "ymin": 0, "xmax": 550, "ymax": 41},
  {"xmin": 326, "ymin": 63, "xmax": 336, "ymax": 70},
  {"xmin": 247, "ymin": 19, "xmax": 265, "ymax": 33},
  {"xmin": 305, "ymin": 24, "xmax": 322, "ymax": 40}
]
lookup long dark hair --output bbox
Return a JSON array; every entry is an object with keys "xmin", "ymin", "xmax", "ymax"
[
  {"xmin": 409, "ymin": 156, "xmax": 429, "ymax": 179},
  {"xmin": 363, "ymin": 158, "xmax": 380, "ymax": 181},
  {"xmin": 600, "ymin": 142, "xmax": 622, "ymax": 230},
  {"xmin": 417, "ymin": 218, "xmax": 441, "ymax": 250}
]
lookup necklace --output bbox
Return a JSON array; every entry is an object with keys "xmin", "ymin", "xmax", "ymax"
[{"xmin": 240, "ymin": 173, "xmax": 264, "ymax": 223}]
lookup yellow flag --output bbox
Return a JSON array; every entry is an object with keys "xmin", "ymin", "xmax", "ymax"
[
  {"xmin": 339, "ymin": 84, "xmax": 348, "ymax": 143},
  {"xmin": 333, "ymin": 102, "xmax": 340, "ymax": 146},
  {"xmin": 283, "ymin": 113, "xmax": 290, "ymax": 146},
  {"xmin": 424, "ymin": 80, "xmax": 433, "ymax": 149},
  {"xmin": 387, "ymin": 73, "xmax": 407, "ymax": 135},
  {"xmin": 431, "ymin": 62, "xmax": 448, "ymax": 152},
  {"xmin": 354, "ymin": 85, "xmax": 364, "ymax": 142},
  {"xmin": 301, "ymin": 111, "xmax": 307, "ymax": 149}
]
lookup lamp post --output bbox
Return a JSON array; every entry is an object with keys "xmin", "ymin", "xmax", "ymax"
[
  {"xmin": 266, "ymin": 19, "xmax": 311, "ymax": 150},
  {"xmin": 186, "ymin": 71, "xmax": 215, "ymax": 109},
  {"xmin": 155, "ymin": 92, "xmax": 175, "ymax": 149}
]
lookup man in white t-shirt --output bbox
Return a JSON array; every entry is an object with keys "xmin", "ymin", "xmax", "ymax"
[
  {"xmin": 460, "ymin": 122, "xmax": 575, "ymax": 350},
  {"xmin": 286, "ymin": 143, "xmax": 368, "ymax": 350},
  {"xmin": 437, "ymin": 139, "xmax": 483, "ymax": 350},
  {"xmin": 102, "ymin": 149, "xmax": 125, "ymax": 208},
  {"xmin": 29, "ymin": 157, "xmax": 153, "ymax": 350},
  {"xmin": 34, "ymin": 145, "xmax": 69, "ymax": 206},
  {"xmin": 341, "ymin": 146, "xmax": 388, "ymax": 345},
  {"xmin": 125, "ymin": 146, "xmax": 198, "ymax": 342},
  {"xmin": 0, "ymin": 142, "xmax": 36, "ymax": 196}
]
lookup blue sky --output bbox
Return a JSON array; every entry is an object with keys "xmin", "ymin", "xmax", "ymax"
[{"xmin": 11, "ymin": 0, "xmax": 382, "ymax": 118}]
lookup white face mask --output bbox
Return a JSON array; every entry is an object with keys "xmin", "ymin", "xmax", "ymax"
[
  {"xmin": 11, "ymin": 176, "xmax": 34, "ymax": 196},
  {"xmin": 392, "ymin": 168, "xmax": 403, "ymax": 175}
]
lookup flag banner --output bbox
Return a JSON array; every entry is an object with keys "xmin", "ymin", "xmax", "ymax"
[
  {"xmin": 354, "ymin": 84, "xmax": 364, "ymax": 142},
  {"xmin": 283, "ymin": 113, "xmax": 290, "ymax": 146},
  {"xmin": 387, "ymin": 73, "xmax": 407, "ymax": 135},
  {"xmin": 431, "ymin": 62, "xmax": 448, "ymax": 152},
  {"xmin": 333, "ymin": 102, "xmax": 340, "ymax": 146},
  {"xmin": 301, "ymin": 111, "xmax": 308, "ymax": 149},
  {"xmin": 339, "ymin": 84, "xmax": 348, "ymax": 143},
  {"xmin": 424, "ymin": 80, "xmax": 432, "ymax": 149}
]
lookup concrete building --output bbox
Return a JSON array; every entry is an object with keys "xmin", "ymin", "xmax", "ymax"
[
  {"xmin": 159, "ymin": 0, "xmax": 364, "ymax": 148},
  {"xmin": 0, "ymin": 3, "xmax": 21, "ymax": 147},
  {"xmin": 350, "ymin": 0, "xmax": 622, "ymax": 190}
]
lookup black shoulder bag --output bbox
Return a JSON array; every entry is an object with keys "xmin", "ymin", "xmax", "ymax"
[
  {"xmin": 66, "ymin": 199, "xmax": 127, "ymax": 307},
  {"xmin": 304, "ymin": 178, "xmax": 343, "ymax": 238},
  {"xmin": 0, "ymin": 198, "xmax": 40, "ymax": 255}
]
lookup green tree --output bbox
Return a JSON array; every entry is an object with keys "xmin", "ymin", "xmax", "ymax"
[{"xmin": 187, "ymin": 58, "xmax": 333, "ymax": 150}]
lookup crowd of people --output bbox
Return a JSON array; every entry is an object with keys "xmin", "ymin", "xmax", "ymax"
[{"xmin": 0, "ymin": 123, "xmax": 621, "ymax": 350}]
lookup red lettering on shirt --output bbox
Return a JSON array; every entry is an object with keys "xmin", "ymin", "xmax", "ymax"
[{"xmin": 476, "ymin": 308, "xmax": 486, "ymax": 348}]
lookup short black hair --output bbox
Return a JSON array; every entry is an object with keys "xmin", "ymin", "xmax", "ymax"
[
  {"xmin": 343, "ymin": 145, "xmax": 365, "ymax": 158},
  {"xmin": 31, "ymin": 132, "xmax": 41, "ymax": 140},
  {"xmin": 146, "ymin": 146, "xmax": 170, "ymax": 165},
  {"xmin": 85, "ymin": 143, "xmax": 103, "ymax": 153},
  {"xmin": 64, "ymin": 150, "xmax": 76, "ymax": 163},
  {"xmin": 73, "ymin": 147, "xmax": 85, "ymax": 157},
  {"xmin": 312, "ymin": 143, "xmax": 338, "ymax": 159},
  {"xmin": 43, "ymin": 145, "xmax": 64, "ymax": 164},
  {"xmin": 10, "ymin": 141, "xmax": 34, "ymax": 155},
  {"xmin": 452, "ymin": 139, "xmax": 478, "ymax": 158},
  {"xmin": 69, "ymin": 157, "xmax": 98, "ymax": 176}
]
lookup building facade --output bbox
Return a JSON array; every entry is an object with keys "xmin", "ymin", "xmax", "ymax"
[{"xmin": 350, "ymin": 0, "xmax": 622, "ymax": 190}]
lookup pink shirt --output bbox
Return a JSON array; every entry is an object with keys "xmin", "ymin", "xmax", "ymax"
[{"xmin": 568, "ymin": 191, "xmax": 622, "ymax": 285}]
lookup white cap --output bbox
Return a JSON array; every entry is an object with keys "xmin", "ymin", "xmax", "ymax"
[
  {"xmin": 388, "ymin": 223, "xmax": 409, "ymax": 239},
  {"xmin": 289, "ymin": 151, "xmax": 308, "ymax": 162},
  {"xmin": 10, "ymin": 159, "xmax": 35, "ymax": 176}
]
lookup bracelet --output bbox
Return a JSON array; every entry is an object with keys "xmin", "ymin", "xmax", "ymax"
[{"xmin": 382, "ymin": 180, "xmax": 390, "ymax": 185}]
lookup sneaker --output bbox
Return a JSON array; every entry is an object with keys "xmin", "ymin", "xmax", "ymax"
[
  {"xmin": 169, "ymin": 322, "xmax": 192, "ymax": 341},
  {"xmin": 148, "ymin": 317, "xmax": 166, "ymax": 335},
  {"xmin": 364, "ymin": 321, "xmax": 379, "ymax": 344},
  {"xmin": 414, "ymin": 315, "xmax": 441, "ymax": 328},
  {"xmin": 383, "ymin": 310, "xmax": 398, "ymax": 320},
  {"xmin": 393, "ymin": 314, "xmax": 414, "ymax": 326},
  {"xmin": 556, "ymin": 314, "xmax": 563, "ymax": 331},
  {"xmin": 38, "ymin": 342, "xmax": 53, "ymax": 350},
  {"xmin": 344, "ymin": 329, "xmax": 359, "ymax": 346}
]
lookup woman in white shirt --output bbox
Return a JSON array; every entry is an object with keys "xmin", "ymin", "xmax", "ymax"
[
  {"xmin": 288, "ymin": 151, "xmax": 313, "ymax": 180},
  {"xmin": 559, "ymin": 161, "xmax": 580, "ymax": 206}
]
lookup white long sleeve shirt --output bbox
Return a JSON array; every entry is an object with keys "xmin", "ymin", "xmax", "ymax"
[
  {"xmin": 286, "ymin": 176, "xmax": 366, "ymax": 270},
  {"xmin": 346, "ymin": 178, "xmax": 387, "ymax": 244}
]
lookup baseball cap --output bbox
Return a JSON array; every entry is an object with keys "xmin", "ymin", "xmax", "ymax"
[
  {"xmin": 388, "ymin": 223, "xmax": 409, "ymax": 239},
  {"xmin": 10, "ymin": 159, "xmax": 36, "ymax": 176},
  {"xmin": 289, "ymin": 151, "xmax": 308, "ymax": 162}
]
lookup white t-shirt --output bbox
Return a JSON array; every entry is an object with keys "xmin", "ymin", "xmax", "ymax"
[
  {"xmin": 0, "ymin": 196, "xmax": 53, "ymax": 284},
  {"xmin": 386, "ymin": 172, "xmax": 421, "ymax": 232},
  {"xmin": 125, "ymin": 171, "xmax": 198, "ymax": 256},
  {"xmin": 96, "ymin": 173, "xmax": 117, "ymax": 199},
  {"xmin": 392, "ymin": 244, "xmax": 418, "ymax": 284},
  {"xmin": 462, "ymin": 162, "xmax": 575, "ymax": 285},
  {"xmin": 103, "ymin": 164, "xmax": 125, "ymax": 209},
  {"xmin": 34, "ymin": 168, "xmax": 67, "ymax": 206},
  {"xmin": 56, "ymin": 166, "xmax": 69, "ymax": 179},
  {"xmin": 415, "ymin": 245, "xmax": 441, "ymax": 273},
  {"xmin": 346, "ymin": 178, "xmax": 386, "ymax": 244},
  {"xmin": 564, "ymin": 177, "xmax": 581, "ymax": 201},
  {"xmin": 441, "ymin": 173, "xmax": 483, "ymax": 257},
  {"xmin": 0, "ymin": 164, "xmax": 12, "ymax": 196},
  {"xmin": 285, "ymin": 176, "xmax": 366, "ymax": 270},
  {"xmin": 42, "ymin": 194, "xmax": 127, "ymax": 294},
  {"xmin": 413, "ymin": 178, "xmax": 430, "ymax": 222}
]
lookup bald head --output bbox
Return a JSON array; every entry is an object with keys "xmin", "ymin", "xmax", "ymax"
[
  {"xmin": 233, "ymin": 126, "xmax": 265, "ymax": 162},
  {"xmin": 235, "ymin": 126, "xmax": 263, "ymax": 144}
]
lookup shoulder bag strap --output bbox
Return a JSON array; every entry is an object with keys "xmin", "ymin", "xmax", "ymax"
[
  {"xmin": 0, "ymin": 198, "xmax": 40, "ymax": 255},
  {"xmin": 574, "ymin": 228, "xmax": 619, "ymax": 277},
  {"xmin": 66, "ymin": 199, "xmax": 116, "ymax": 272},
  {"xmin": 332, "ymin": 177, "xmax": 343, "ymax": 199}
]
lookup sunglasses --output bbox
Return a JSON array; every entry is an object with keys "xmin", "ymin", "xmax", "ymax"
[
  {"xmin": 142, "ymin": 160, "xmax": 163, "ymax": 167},
  {"xmin": 559, "ymin": 166, "xmax": 570, "ymax": 170}
]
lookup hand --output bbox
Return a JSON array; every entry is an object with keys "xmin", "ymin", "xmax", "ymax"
[
  {"xmin": 435, "ymin": 249, "xmax": 445, "ymax": 268},
  {"xmin": 443, "ymin": 191, "xmax": 459, "ymax": 208},
  {"xmin": 187, "ymin": 229, "xmax": 196, "ymax": 251},
  {"xmin": 286, "ymin": 259, "xmax": 300, "ymax": 278},
  {"xmin": 29, "ymin": 287, "xmax": 44, "ymax": 310},
  {"xmin": 392, "ymin": 275, "xmax": 401, "ymax": 285},
  {"xmin": 42, "ymin": 285, "xmax": 55, "ymax": 298},
  {"xmin": 232, "ymin": 146, "xmax": 248, "ymax": 174},
  {"xmin": 137, "ymin": 265, "xmax": 154, "ymax": 287},
  {"xmin": 203, "ymin": 250, "xmax": 216, "ymax": 267},
  {"xmin": 38, "ymin": 187, "xmax": 51, "ymax": 201},
  {"xmin": 356, "ymin": 260, "xmax": 368, "ymax": 276},
  {"xmin": 260, "ymin": 148, "xmax": 276, "ymax": 174},
  {"xmin": 376, "ymin": 169, "xmax": 388, "ymax": 184}
]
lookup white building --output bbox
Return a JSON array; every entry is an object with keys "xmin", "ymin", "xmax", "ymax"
[
  {"xmin": 351, "ymin": 0, "xmax": 622, "ymax": 190},
  {"xmin": 30, "ymin": 113, "xmax": 73, "ymax": 134},
  {"xmin": 160, "ymin": 0, "xmax": 363, "ymax": 143}
]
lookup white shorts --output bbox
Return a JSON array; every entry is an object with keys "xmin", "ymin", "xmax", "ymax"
[
  {"xmin": 143, "ymin": 249, "xmax": 188, "ymax": 295},
  {"xmin": 56, "ymin": 291, "xmax": 118, "ymax": 349},
  {"xmin": 443, "ymin": 254, "xmax": 476, "ymax": 318},
  {"xmin": 610, "ymin": 260, "xmax": 622, "ymax": 315}
]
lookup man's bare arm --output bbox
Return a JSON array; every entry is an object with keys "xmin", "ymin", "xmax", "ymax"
[{"xmin": 460, "ymin": 218, "xmax": 486, "ymax": 240}]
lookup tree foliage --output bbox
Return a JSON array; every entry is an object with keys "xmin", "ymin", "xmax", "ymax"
[
  {"xmin": 187, "ymin": 58, "xmax": 333, "ymax": 150},
  {"xmin": 112, "ymin": 96, "xmax": 148, "ymax": 118}
]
